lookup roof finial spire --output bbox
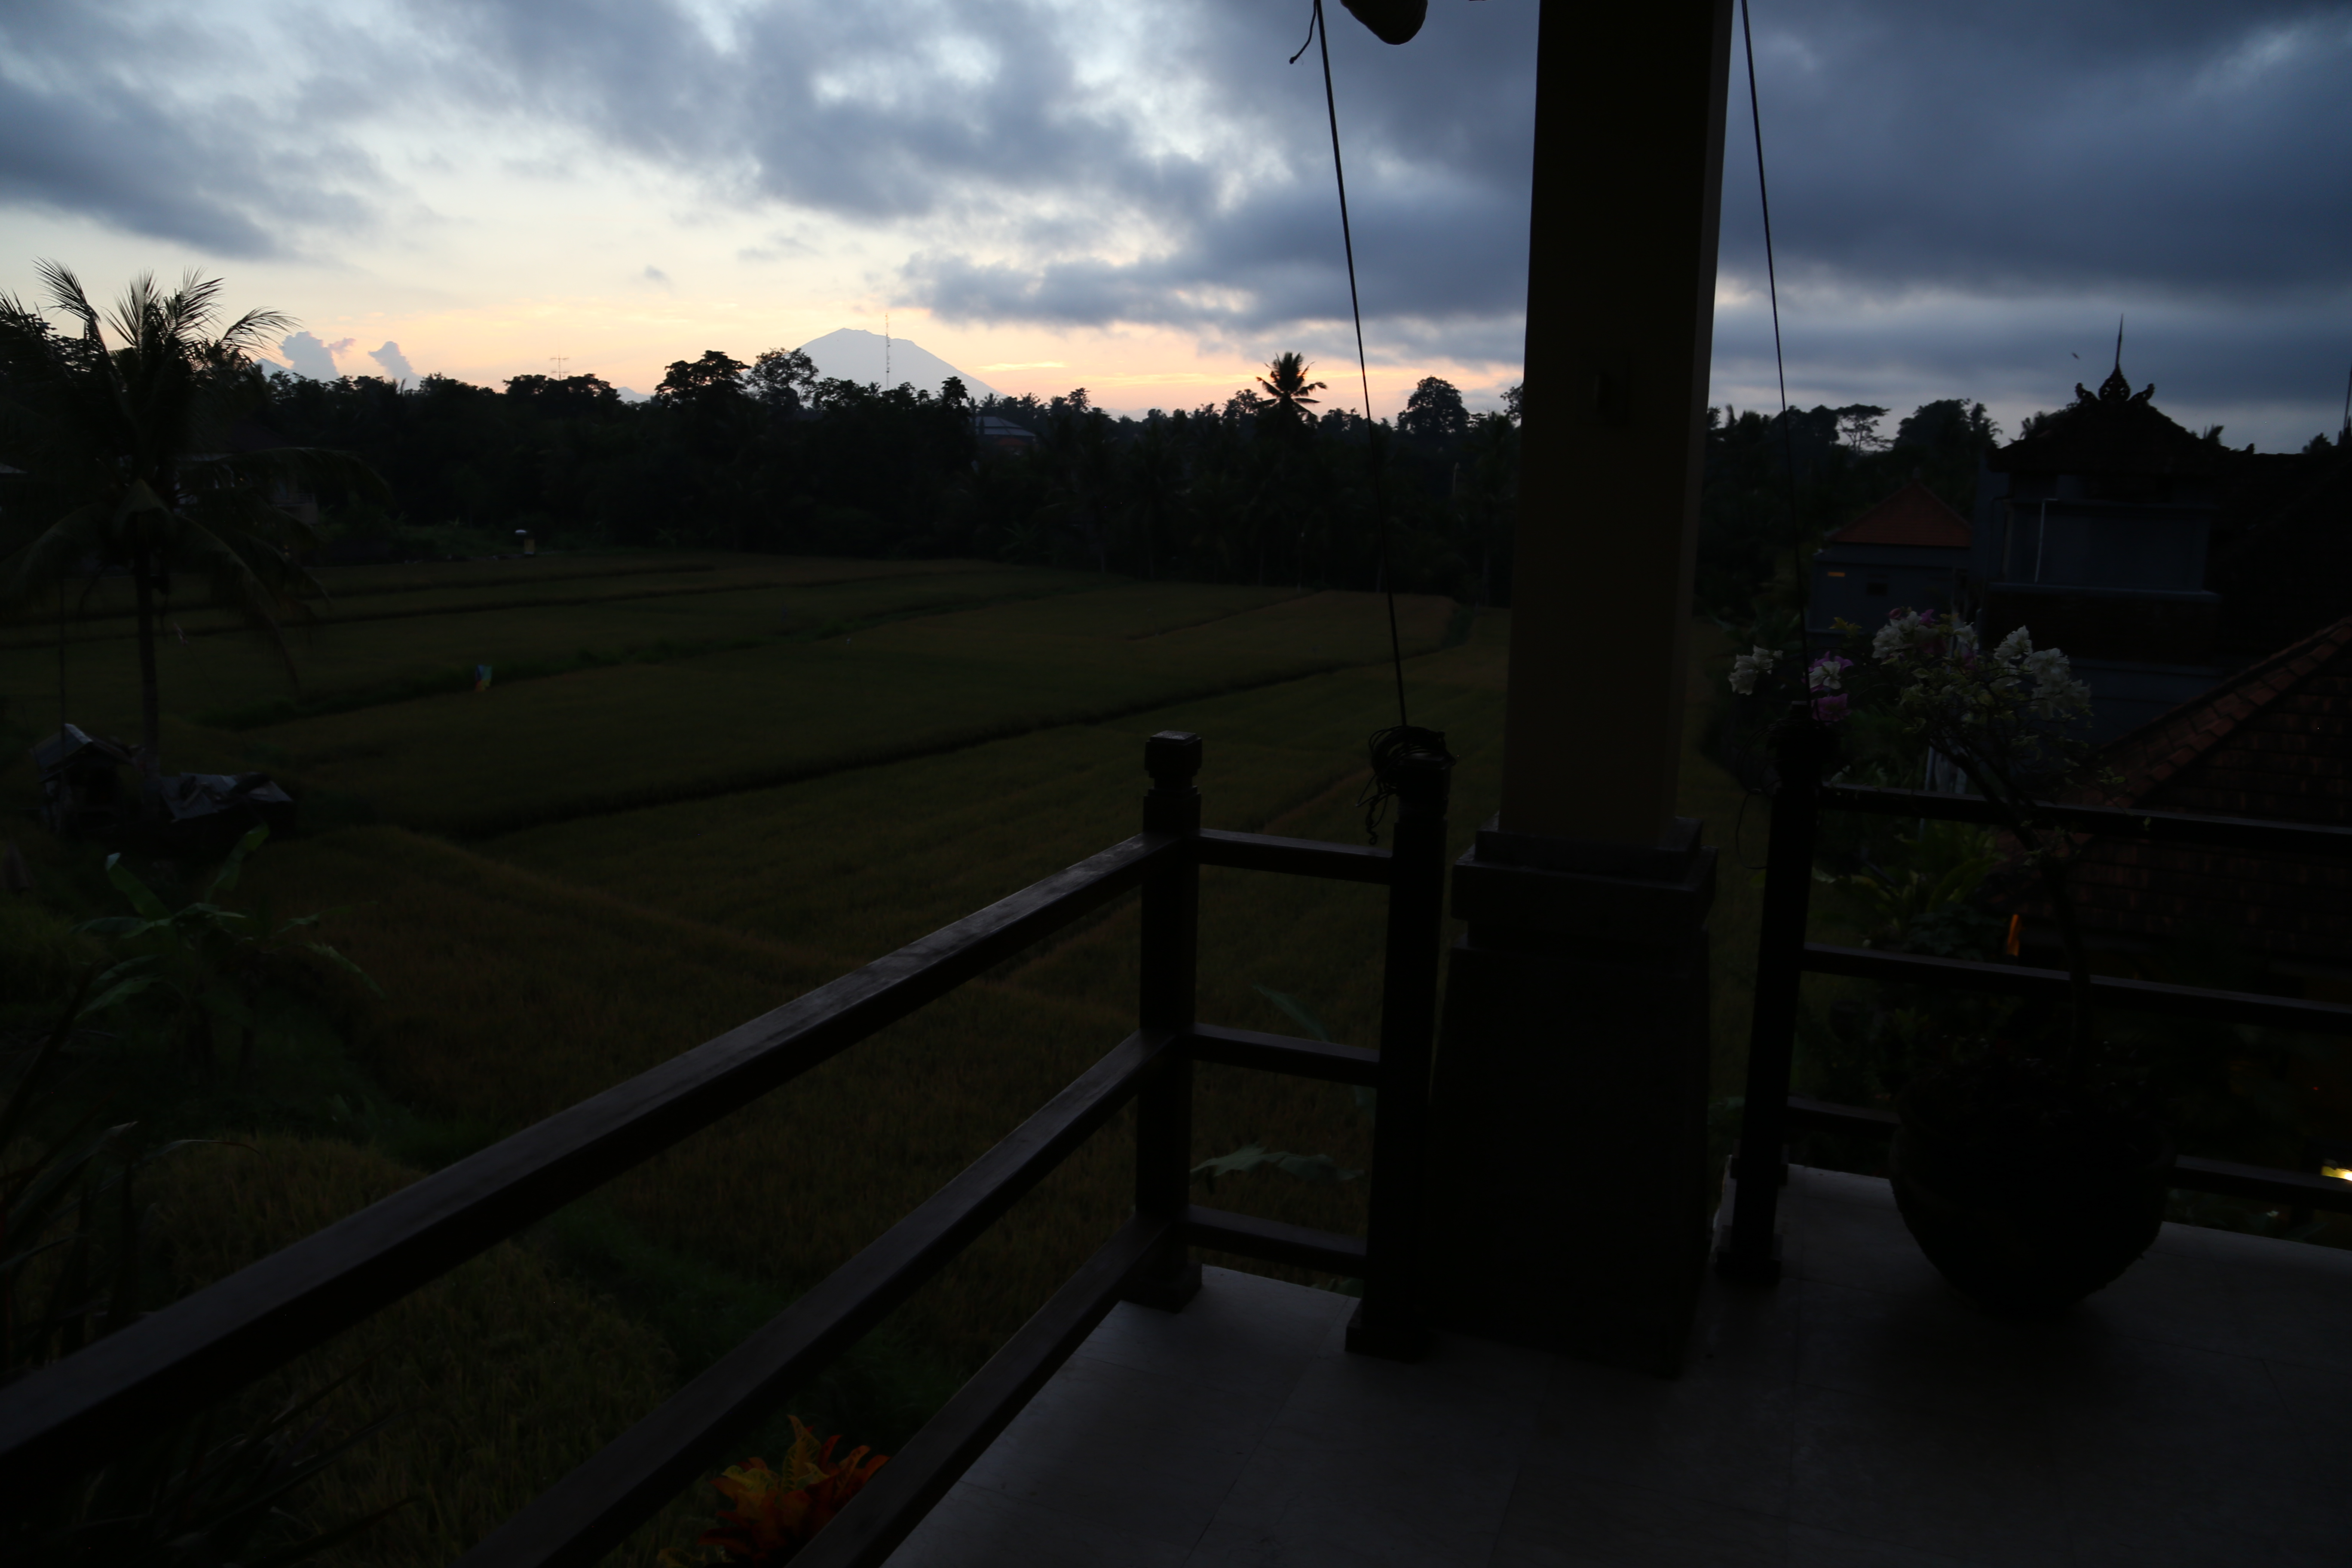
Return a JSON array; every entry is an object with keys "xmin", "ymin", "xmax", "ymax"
[{"xmin": 2114, "ymin": 313, "xmax": 2125, "ymax": 375}]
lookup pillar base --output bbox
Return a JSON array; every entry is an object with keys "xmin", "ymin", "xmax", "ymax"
[
  {"xmin": 1712, "ymin": 1155, "xmax": 1786, "ymax": 1285},
  {"xmin": 1426, "ymin": 818, "xmax": 1716, "ymax": 1376},
  {"xmin": 1121, "ymin": 1253, "xmax": 1201, "ymax": 1313},
  {"xmin": 1344, "ymin": 1302, "xmax": 1430, "ymax": 1362}
]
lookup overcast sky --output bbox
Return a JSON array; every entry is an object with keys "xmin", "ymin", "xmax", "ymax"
[{"xmin": 3, "ymin": 0, "xmax": 2346, "ymax": 447}]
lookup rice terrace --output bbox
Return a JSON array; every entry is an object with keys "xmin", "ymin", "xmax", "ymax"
[{"xmin": 0, "ymin": 551, "xmax": 1757, "ymax": 1563}]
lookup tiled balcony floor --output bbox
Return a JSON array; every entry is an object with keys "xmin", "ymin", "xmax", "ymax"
[{"xmin": 887, "ymin": 1166, "xmax": 2350, "ymax": 1568}]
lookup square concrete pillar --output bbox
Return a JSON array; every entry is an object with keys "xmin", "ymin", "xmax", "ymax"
[{"xmin": 1426, "ymin": 820, "xmax": 1717, "ymax": 1374}]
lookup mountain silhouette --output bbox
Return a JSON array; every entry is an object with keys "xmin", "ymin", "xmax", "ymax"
[{"xmin": 796, "ymin": 328, "xmax": 1000, "ymax": 399}]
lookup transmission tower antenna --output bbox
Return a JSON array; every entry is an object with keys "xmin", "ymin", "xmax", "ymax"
[
  {"xmin": 551, "ymin": 355, "xmax": 570, "ymax": 374},
  {"xmin": 884, "ymin": 314, "xmax": 891, "ymax": 384}
]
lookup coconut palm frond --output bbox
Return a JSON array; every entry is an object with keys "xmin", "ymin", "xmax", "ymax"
[{"xmin": 0, "ymin": 263, "xmax": 383, "ymax": 771}]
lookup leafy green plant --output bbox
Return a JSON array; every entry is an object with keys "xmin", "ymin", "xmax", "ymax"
[
  {"xmin": 3, "ymin": 980, "xmax": 401, "ymax": 1567},
  {"xmin": 77, "ymin": 827, "xmax": 378, "ymax": 1084},
  {"xmin": 1189, "ymin": 1142, "xmax": 1361, "ymax": 1194},
  {"xmin": 1834, "ymin": 819, "xmax": 2005, "ymax": 959},
  {"xmin": 3, "ymin": 972, "xmax": 168, "ymax": 1375},
  {"xmin": 1191, "ymin": 986, "xmax": 1369, "ymax": 1194}
]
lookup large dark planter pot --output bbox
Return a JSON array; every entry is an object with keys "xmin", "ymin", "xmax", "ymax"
[{"xmin": 1891, "ymin": 1060, "xmax": 2173, "ymax": 1319}]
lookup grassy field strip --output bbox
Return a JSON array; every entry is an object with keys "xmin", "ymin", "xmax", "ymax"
[
  {"xmin": 303, "ymin": 552, "xmax": 999, "ymax": 600},
  {"xmin": 0, "ymin": 567, "xmax": 742, "ymax": 650},
  {"xmin": 190, "ymin": 588, "xmax": 1458, "ymax": 836},
  {"xmin": 0, "ymin": 554, "xmax": 1006, "ymax": 644},
  {"xmin": 0, "ymin": 571, "xmax": 1111, "ymax": 745},
  {"xmin": 0, "ymin": 557, "xmax": 1033, "ymax": 656},
  {"xmin": 0, "ymin": 564, "xmax": 1083, "ymax": 658},
  {"xmin": 187, "ymin": 572, "xmax": 1118, "ymax": 730}
]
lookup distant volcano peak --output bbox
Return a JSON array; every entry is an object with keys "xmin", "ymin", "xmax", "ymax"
[{"xmin": 795, "ymin": 328, "xmax": 1000, "ymax": 400}]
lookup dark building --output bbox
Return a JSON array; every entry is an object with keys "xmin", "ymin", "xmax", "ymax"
[
  {"xmin": 1971, "ymin": 363, "xmax": 2231, "ymax": 740},
  {"xmin": 1807, "ymin": 478, "xmax": 1973, "ymax": 647}
]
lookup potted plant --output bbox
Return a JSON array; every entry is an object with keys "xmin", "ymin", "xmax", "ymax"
[{"xmin": 1733, "ymin": 611, "xmax": 2173, "ymax": 1317}]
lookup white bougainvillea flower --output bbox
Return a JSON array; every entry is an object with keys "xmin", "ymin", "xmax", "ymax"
[{"xmin": 1729, "ymin": 646, "xmax": 1779, "ymax": 696}]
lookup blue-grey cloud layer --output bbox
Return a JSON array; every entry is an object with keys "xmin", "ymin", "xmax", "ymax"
[{"xmin": 7, "ymin": 0, "xmax": 2347, "ymax": 439}]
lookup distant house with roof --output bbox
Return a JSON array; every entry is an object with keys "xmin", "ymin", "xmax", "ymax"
[
  {"xmin": 1807, "ymin": 478, "xmax": 1973, "ymax": 648},
  {"xmin": 2010, "ymin": 613, "xmax": 2352, "ymax": 1000},
  {"xmin": 974, "ymin": 415, "xmax": 1038, "ymax": 456}
]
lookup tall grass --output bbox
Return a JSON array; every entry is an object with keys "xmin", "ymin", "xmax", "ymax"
[{"xmin": 153, "ymin": 1135, "xmax": 684, "ymax": 1568}]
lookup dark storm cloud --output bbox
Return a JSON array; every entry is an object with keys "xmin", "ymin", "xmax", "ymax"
[
  {"xmin": 0, "ymin": 3, "xmax": 380, "ymax": 257},
  {"xmin": 1719, "ymin": 0, "xmax": 2352, "ymax": 300}
]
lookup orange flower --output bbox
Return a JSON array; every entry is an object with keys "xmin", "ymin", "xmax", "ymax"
[{"xmin": 660, "ymin": 1418, "xmax": 889, "ymax": 1566}]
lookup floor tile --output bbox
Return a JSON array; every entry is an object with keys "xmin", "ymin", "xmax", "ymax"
[
  {"xmin": 1790, "ymin": 1277, "xmax": 2072, "ymax": 1421},
  {"xmin": 885, "ymin": 1173, "xmax": 2346, "ymax": 1568},
  {"xmin": 1533, "ymin": 1357, "xmax": 1796, "ymax": 1519},
  {"xmin": 886, "ymin": 1479, "xmax": 1192, "ymax": 1568},
  {"xmin": 957, "ymin": 1353, "xmax": 1280, "ymax": 1550},
  {"xmin": 1076, "ymin": 1266, "xmax": 1353, "ymax": 1399},
  {"xmin": 1190, "ymin": 1344, "xmax": 1545, "ymax": 1568},
  {"xmin": 1787, "ymin": 1383, "xmax": 2071, "ymax": 1568},
  {"xmin": 1495, "ymin": 1460, "xmax": 1788, "ymax": 1567},
  {"xmin": 1784, "ymin": 1520, "xmax": 2003, "ymax": 1567}
]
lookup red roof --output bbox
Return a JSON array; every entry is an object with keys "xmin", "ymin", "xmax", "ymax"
[
  {"xmin": 2034, "ymin": 616, "xmax": 2352, "ymax": 963},
  {"xmin": 1828, "ymin": 481, "xmax": 1972, "ymax": 548}
]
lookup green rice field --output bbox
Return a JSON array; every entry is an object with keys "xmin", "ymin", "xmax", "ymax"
[{"xmin": 0, "ymin": 554, "xmax": 1761, "ymax": 1565}]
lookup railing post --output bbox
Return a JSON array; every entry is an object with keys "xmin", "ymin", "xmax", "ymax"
[
  {"xmin": 1718, "ymin": 706, "xmax": 1822, "ymax": 1283},
  {"xmin": 1126, "ymin": 730, "xmax": 1203, "ymax": 1310},
  {"xmin": 1348, "ymin": 735, "xmax": 1455, "ymax": 1360}
]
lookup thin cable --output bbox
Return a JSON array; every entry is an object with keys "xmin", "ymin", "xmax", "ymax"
[
  {"xmin": 1305, "ymin": 0, "xmax": 1409, "ymax": 730},
  {"xmin": 1740, "ymin": 0, "xmax": 1806, "ymax": 632}
]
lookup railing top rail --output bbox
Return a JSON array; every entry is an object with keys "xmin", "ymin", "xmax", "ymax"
[
  {"xmin": 1819, "ymin": 784, "xmax": 2352, "ymax": 858},
  {"xmin": 1196, "ymin": 827, "xmax": 1393, "ymax": 883},
  {"xmin": 458, "ymin": 1028, "xmax": 1178, "ymax": 1568},
  {"xmin": 0, "ymin": 830, "xmax": 1183, "ymax": 1498},
  {"xmin": 1802, "ymin": 942, "xmax": 2352, "ymax": 1036}
]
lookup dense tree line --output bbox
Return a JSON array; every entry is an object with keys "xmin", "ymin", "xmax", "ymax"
[
  {"xmin": 5, "ymin": 279, "xmax": 2031, "ymax": 616},
  {"xmin": 1696, "ymin": 397, "xmax": 2003, "ymax": 627},
  {"xmin": 255, "ymin": 347, "xmax": 1523, "ymax": 602}
]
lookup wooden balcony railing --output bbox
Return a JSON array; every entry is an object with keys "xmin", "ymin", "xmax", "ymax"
[
  {"xmin": 0, "ymin": 729, "xmax": 1455, "ymax": 1568},
  {"xmin": 1718, "ymin": 715, "xmax": 2352, "ymax": 1283}
]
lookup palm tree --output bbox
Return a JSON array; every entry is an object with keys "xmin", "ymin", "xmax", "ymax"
[
  {"xmin": 1255, "ymin": 352, "xmax": 1326, "ymax": 432},
  {"xmin": 0, "ymin": 264, "xmax": 380, "ymax": 781}
]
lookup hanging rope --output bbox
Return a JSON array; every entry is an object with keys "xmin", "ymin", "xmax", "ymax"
[
  {"xmin": 1294, "ymin": 0, "xmax": 1451, "ymax": 841},
  {"xmin": 1740, "ymin": 0, "xmax": 1807, "ymax": 631}
]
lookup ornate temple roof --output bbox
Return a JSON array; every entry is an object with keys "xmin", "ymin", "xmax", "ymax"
[{"xmin": 1989, "ymin": 362, "xmax": 2228, "ymax": 478}]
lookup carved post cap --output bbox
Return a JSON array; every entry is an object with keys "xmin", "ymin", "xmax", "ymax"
[{"xmin": 1145, "ymin": 731, "xmax": 1203, "ymax": 787}]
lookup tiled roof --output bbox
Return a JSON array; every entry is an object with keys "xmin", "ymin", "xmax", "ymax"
[
  {"xmin": 2029, "ymin": 616, "xmax": 2352, "ymax": 962},
  {"xmin": 1828, "ymin": 480, "xmax": 1972, "ymax": 548}
]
